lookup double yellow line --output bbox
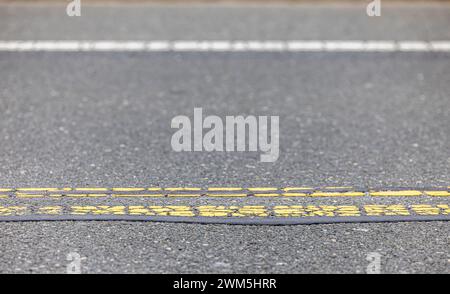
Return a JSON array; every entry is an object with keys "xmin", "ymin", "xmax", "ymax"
[{"xmin": 0, "ymin": 187, "xmax": 448, "ymax": 198}]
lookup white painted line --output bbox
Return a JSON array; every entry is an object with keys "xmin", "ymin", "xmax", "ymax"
[
  {"xmin": 430, "ymin": 41, "xmax": 450, "ymax": 51},
  {"xmin": 0, "ymin": 41, "xmax": 449, "ymax": 52},
  {"xmin": 397, "ymin": 41, "xmax": 430, "ymax": 51},
  {"xmin": 364, "ymin": 41, "xmax": 397, "ymax": 51}
]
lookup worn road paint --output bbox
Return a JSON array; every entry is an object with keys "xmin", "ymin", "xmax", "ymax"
[
  {"xmin": 1, "ymin": 187, "xmax": 449, "ymax": 198},
  {"xmin": 1, "ymin": 41, "xmax": 450, "ymax": 52},
  {"xmin": 0, "ymin": 204, "xmax": 448, "ymax": 219},
  {"xmin": 370, "ymin": 190, "xmax": 423, "ymax": 197}
]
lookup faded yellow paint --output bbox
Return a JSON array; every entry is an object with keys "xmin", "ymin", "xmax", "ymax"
[
  {"xmin": 274, "ymin": 206, "xmax": 318, "ymax": 217},
  {"xmin": 206, "ymin": 193, "xmax": 247, "ymax": 197},
  {"xmin": 16, "ymin": 188, "xmax": 58, "ymax": 192},
  {"xmin": 364, "ymin": 205, "xmax": 410, "ymax": 216},
  {"xmin": 71, "ymin": 206, "xmax": 126, "ymax": 215},
  {"xmin": 113, "ymin": 194, "xmax": 163, "ymax": 197},
  {"xmin": 197, "ymin": 206, "xmax": 268, "ymax": 217},
  {"xmin": 437, "ymin": 205, "xmax": 450, "ymax": 214},
  {"xmin": 334, "ymin": 206, "xmax": 361, "ymax": 216},
  {"xmin": 147, "ymin": 206, "xmax": 194, "ymax": 217},
  {"xmin": 282, "ymin": 193, "xmax": 307, "ymax": 197},
  {"xmin": 370, "ymin": 190, "xmax": 422, "ymax": 197},
  {"xmin": 425, "ymin": 191, "xmax": 450, "ymax": 197},
  {"xmin": 37, "ymin": 206, "xmax": 63, "ymax": 215},
  {"xmin": 66, "ymin": 194, "xmax": 107, "ymax": 197},
  {"xmin": 197, "ymin": 206, "xmax": 234, "ymax": 217},
  {"xmin": 232, "ymin": 206, "xmax": 268, "ymax": 217},
  {"xmin": 248, "ymin": 187, "xmax": 278, "ymax": 191},
  {"xmin": 273, "ymin": 205, "xmax": 360, "ymax": 217},
  {"xmin": 112, "ymin": 188, "xmax": 146, "ymax": 192},
  {"xmin": 129, "ymin": 206, "xmax": 157, "ymax": 216},
  {"xmin": 165, "ymin": 187, "xmax": 201, "ymax": 191},
  {"xmin": 310, "ymin": 192, "xmax": 364, "ymax": 197},
  {"xmin": 129, "ymin": 205, "xmax": 195, "ymax": 216},
  {"xmin": 0, "ymin": 206, "xmax": 27, "ymax": 216},
  {"xmin": 1, "ymin": 187, "xmax": 447, "ymax": 198},
  {"xmin": 283, "ymin": 187, "xmax": 314, "ymax": 191},
  {"xmin": 75, "ymin": 188, "xmax": 109, "ymax": 192},
  {"xmin": 208, "ymin": 187, "xmax": 243, "ymax": 191},
  {"xmin": 16, "ymin": 193, "xmax": 44, "ymax": 198},
  {"xmin": 0, "ymin": 204, "xmax": 449, "ymax": 218},
  {"xmin": 411, "ymin": 205, "xmax": 441, "ymax": 215}
]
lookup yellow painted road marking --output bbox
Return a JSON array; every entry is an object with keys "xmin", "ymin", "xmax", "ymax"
[
  {"xmin": 66, "ymin": 194, "xmax": 85, "ymax": 197},
  {"xmin": 324, "ymin": 186, "xmax": 354, "ymax": 190},
  {"xmin": 49, "ymin": 188, "xmax": 73, "ymax": 192},
  {"xmin": 74, "ymin": 188, "xmax": 109, "ymax": 192},
  {"xmin": 66, "ymin": 194, "xmax": 107, "ymax": 197},
  {"xmin": 248, "ymin": 187, "xmax": 278, "ymax": 191},
  {"xmin": 0, "ymin": 206, "xmax": 27, "ymax": 216},
  {"xmin": 311, "ymin": 192, "xmax": 365, "ymax": 197},
  {"xmin": 0, "ymin": 187, "xmax": 449, "ymax": 198},
  {"xmin": 16, "ymin": 194, "xmax": 45, "ymax": 198},
  {"xmin": 112, "ymin": 194, "xmax": 163, "ymax": 197},
  {"xmin": 0, "ymin": 204, "xmax": 448, "ymax": 218},
  {"xmin": 282, "ymin": 193, "xmax": 308, "ymax": 197},
  {"xmin": 206, "ymin": 193, "xmax": 248, "ymax": 197},
  {"xmin": 167, "ymin": 194, "xmax": 201, "ymax": 197},
  {"xmin": 88, "ymin": 194, "xmax": 108, "ymax": 197},
  {"xmin": 112, "ymin": 188, "xmax": 146, "ymax": 192},
  {"xmin": 129, "ymin": 206, "xmax": 194, "ymax": 217},
  {"xmin": 283, "ymin": 187, "xmax": 313, "ymax": 192},
  {"xmin": 370, "ymin": 190, "xmax": 422, "ymax": 197},
  {"xmin": 45, "ymin": 189, "xmax": 73, "ymax": 194},
  {"xmin": 437, "ymin": 204, "xmax": 450, "ymax": 214},
  {"xmin": 71, "ymin": 206, "xmax": 126, "ymax": 215},
  {"xmin": 17, "ymin": 188, "xmax": 58, "ymax": 192},
  {"xmin": 425, "ymin": 191, "xmax": 450, "ymax": 197},
  {"xmin": 207, "ymin": 187, "xmax": 243, "ymax": 191},
  {"xmin": 0, "ymin": 195, "xmax": 8, "ymax": 198},
  {"xmin": 165, "ymin": 188, "xmax": 201, "ymax": 191},
  {"xmin": 411, "ymin": 205, "xmax": 442, "ymax": 215},
  {"xmin": 365, "ymin": 205, "xmax": 410, "ymax": 216},
  {"xmin": 273, "ymin": 205, "xmax": 361, "ymax": 217},
  {"xmin": 37, "ymin": 206, "xmax": 63, "ymax": 215}
]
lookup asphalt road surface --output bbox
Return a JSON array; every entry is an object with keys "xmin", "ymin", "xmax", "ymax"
[{"xmin": 0, "ymin": 2, "xmax": 449, "ymax": 273}]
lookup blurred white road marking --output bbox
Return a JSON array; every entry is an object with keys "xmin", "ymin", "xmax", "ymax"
[{"xmin": 0, "ymin": 41, "xmax": 449, "ymax": 52}]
